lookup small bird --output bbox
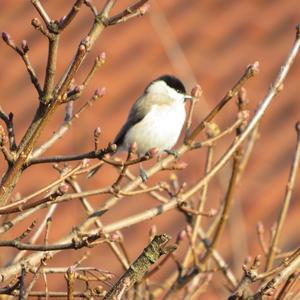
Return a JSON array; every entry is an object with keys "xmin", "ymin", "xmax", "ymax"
[{"xmin": 114, "ymin": 75, "xmax": 191, "ymax": 180}]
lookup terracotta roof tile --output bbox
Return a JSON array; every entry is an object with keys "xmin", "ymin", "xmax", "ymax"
[{"xmin": 1, "ymin": 1, "xmax": 300, "ymax": 297}]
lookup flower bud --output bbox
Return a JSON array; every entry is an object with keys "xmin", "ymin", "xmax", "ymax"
[
  {"xmin": 94, "ymin": 86, "xmax": 106, "ymax": 99},
  {"xmin": 191, "ymin": 84, "xmax": 202, "ymax": 98},
  {"xmin": 21, "ymin": 40, "xmax": 29, "ymax": 53}
]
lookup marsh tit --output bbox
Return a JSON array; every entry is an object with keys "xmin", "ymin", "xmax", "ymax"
[{"xmin": 114, "ymin": 75, "xmax": 192, "ymax": 156}]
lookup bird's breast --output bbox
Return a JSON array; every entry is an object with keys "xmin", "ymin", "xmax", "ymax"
[{"xmin": 124, "ymin": 103, "xmax": 186, "ymax": 154}]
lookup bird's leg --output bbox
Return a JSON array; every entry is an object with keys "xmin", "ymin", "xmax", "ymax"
[
  {"xmin": 156, "ymin": 152, "xmax": 165, "ymax": 162},
  {"xmin": 164, "ymin": 149, "xmax": 179, "ymax": 159},
  {"xmin": 139, "ymin": 163, "xmax": 148, "ymax": 182}
]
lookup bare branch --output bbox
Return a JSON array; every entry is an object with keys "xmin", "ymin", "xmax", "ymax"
[
  {"xmin": 2, "ymin": 32, "xmax": 43, "ymax": 96},
  {"xmin": 185, "ymin": 84, "xmax": 202, "ymax": 139},
  {"xmin": 43, "ymin": 34, "xmax": 59, "ymax": 103},
  {"xmin": 31, "ymin": 0, "xmax": 51, "ymax": 25},
  {"xmin": 0, "ymin": 230, "xmax": 104, "ymax": 251},
  {"xmin": 32, "ymin": 87, "xmax": 106, "ymax": 158},
  {"xmin": 186, "ymin": 62, "xmax": 259, "ymax": 144},
  {"xmin": 26, "ymin": 143, "xmax": 117, "ymax": 167},
  {"xmin": 107, "ymin": 1, "xmax": 150, "ymax": 26},
  {"xmin": 255, "ymin": 249, "xmax": 300, "ymax": 298},
  {"xmin": 265, "ymin": 121, "xmax": 300, "ymax": 271},
  {"xmin": 58, "ymin": 0, "xmax": 85, "ymax": 30},
  {"xmin": 0, "ymin": 0, "xmax": 117, "ymax": 205},
  {"xmin": 103, "ymin": 234, "xmax": 176, "ymax": 299}
]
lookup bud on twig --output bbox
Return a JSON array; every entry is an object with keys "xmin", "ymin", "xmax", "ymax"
[
  {"xmin": 94, "ymin": 127, "xmax": 101, "ymax": 151},
  {"xmin": 106, "ymin": 143, "xmax": 117, "ymax": 154},
  {"xmin": 191, "ymin": 84, "xmax": 202, "ymax": 99},
  {"xmin": 31, "ymin": 18, "xmax": 41, "ymax": 28},
  {"xmin": 2, "ymin": 32, "xmax": 10, "ymax": 43},
  {"xmin": 59, "ymin": 15, "xmax": 67, "ymax": 25},
  {"xmin": 129, "ymin": 142, "xmax": 137, "ymax": 154},
  {"xmin": 110, "ymin": 231, "xmax": 122, "ymax": 242},
  {"xmin": 58, "ymin": 183, "xmax": 69, "ymax": 194},
  {"xmin": 2, "ymin": 32, "xmax": 16, "ymax": 48},
  {"xmin": 139, "ymin": 3, "xmax": 150, "ymax": 15},
  {"xmin": 257, "ymin": 221, "xmax": 264, "ymax": 234},
  {"xmin": 170, "ymin": 173, "xmax": 179, "ymax": 193},
  {"xmin": 74, "ymin": 85, "xmax": 84, "ymax": 94},
  {"xmin": 186, "ymin": 224, "xmax": 193, "ymax": 236},
  {"xmin": 205, "ymin": 122, "xmax": 220, "ymax": 138},
  {"xmin": 2, "ymin": 32, "xmax": 12, "ymax": 45},
  {"xmin": 247, "ymin": 61, "xmax": 260, "ymax": 77},
  {"xmin": 94, "ymin": 127, "xmax": 101, "ymax": 138},
  {"xmin": 21, "ymin": 40, "xmax": 29, "ymax": 54},
  {"xmin": 82, "ymin": 159, "xmax": 89, "ymax": 168},
  {"xmin": 177, "ymin": 229, "xmax": 187, "ymax": 242},
  {"xmin": 208, "ymin": 208, "xmax": 218, "ymax": 217},
  {"xmin": 94, "ymin": 87, "xmax": 106, "ymax": 99},
  {"xmin": 174, "ymin": 161, "xmax": 188, "ymax": 170},
  {"xmin": 96, "ymin": 52, "xmax": 106, "ymax": 66}
]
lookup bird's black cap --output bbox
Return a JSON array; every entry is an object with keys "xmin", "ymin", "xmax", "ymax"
[{"xmin": 150, "ymin": 74, "xmax": 186, "ymax": 94}]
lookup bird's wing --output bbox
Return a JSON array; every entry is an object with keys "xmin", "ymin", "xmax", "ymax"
[
  {"xmin": 113, "ymin": 94, "xmax": 174, "ymax": 147},
  {"xmin": 113, "ymin": 96, "xmax": 149, "ymax": 147}
]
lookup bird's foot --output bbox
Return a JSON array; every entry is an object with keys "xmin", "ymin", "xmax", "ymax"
[
  {"xmin": 139, "ymin": 165, "xmax": 148, "ymax": 182},
  {"xmin": 164, "ymin": 149, "xmax": 179, "ymax": 159}
]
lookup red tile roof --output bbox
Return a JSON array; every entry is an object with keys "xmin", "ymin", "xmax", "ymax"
[{"xmin": 1, "ymin": 1, "xmax": 300, "ymax": 298}]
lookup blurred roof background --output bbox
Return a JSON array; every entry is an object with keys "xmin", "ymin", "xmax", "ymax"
[{"xmin": 1, "ymin": 0, "xmax": 300, "ymax": 298}]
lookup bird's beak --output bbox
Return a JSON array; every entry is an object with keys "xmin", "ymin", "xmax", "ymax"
[{"xmin": 184, "ymin": 95, "xmax": 193, "ymax": 101}]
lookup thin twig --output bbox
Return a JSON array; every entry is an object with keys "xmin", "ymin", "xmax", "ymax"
[
  {"xmin": 182, "ymin": 137, "xmax": 214, "ymax": 270},
  {"xmin": 0, "ymin": 186, "xmax": 111, "ymax": 215},
  {"xmin": 198, "ymin": 228, "xmax": 238, "ymax": 289},
  {"xmin": 18, "ymin": 265, "xmax": 26, "ymax": 300},
  {"xmin": 256, "ymin": 222, "xmax": 268, "ymax": 256},
  {"xmin": 2, "ymin": 33, "xmax": 43, "ymax": 96},
  {"xmin": 0, "ymin": 231, "xmax": 104, "ymax": 251},
  {"xmin": 255, "ymin": 249, "xmax": 300, "ymax": 298},
  {"xmin": 201, "ymin": 148, "xmax": 242, "ymax": 265},
  {"xmin": 67, "ymin": 179, "xmax": 130, "ymax": 270},
  {"xmin": 27, "ymin": 143, "xmax": 117, "ymax": 166},
  {"xmin": 58, "ymin": 0, "xmax": 85, "ymax": 30},
  {"xmin": 185, "ymin": 85, "xmax": 202, "ymax": 140},
  {"xmin": 0, "ymin": 164, "xmax": 82, "ymax": 213},
  {"xmin": 32, "ymin": 87, "xmax": 105, "ymax": 158},
  {"xmin": 10, "ymin": 290, "xmax": 106, "ymax": 298},
  {"xmin": 24, "ymin": 257, "xmax": 48, "ymax": 299},
  {"xmin": 31, "ymin": 0, "xmax": 51, "ymax": 25},
  {"xmin": 107, "ymin": 0, "xmax": 150, "ymax": 26},
  {"xmin": 186, "ymin": 62, "xmax": 259, "ymax": 144},
  {"xmin": 15, "ymin": 221, "xmax": 37, "ymax": 242},
  {"xmin": 191, "ymin": 117, "xmax": 246, "ymax": 149},
  {"xmin": 276, "ymin": 271, "xmax": 300, "ymax": 300},
  {"xmin": 84, "ymin": 0, "xmax": 98, "ymax": 16},
  {"xmin": 265, "ymin": 121, "xmax": 300, "ymax": 271},
  {"xmin": 0, "ymin": 108, "xmax": 17, "ymax": 151}
]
